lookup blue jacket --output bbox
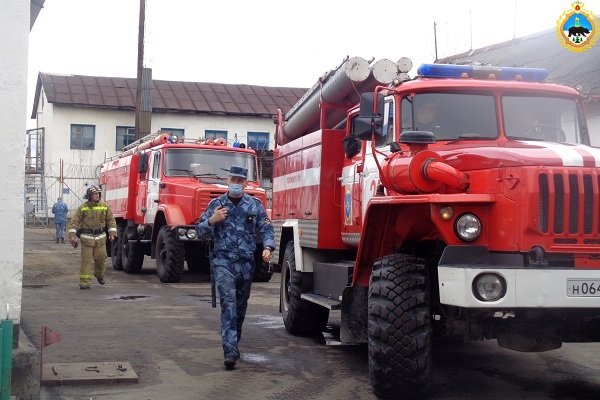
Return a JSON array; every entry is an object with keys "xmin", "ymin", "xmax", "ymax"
[
  {"xmin": 196, "ymin": 193, "xmax": 275, "ymax": 262},
  {"xmin": 52, "ymin": 202, "xmax": 69, "ymax": 223}
]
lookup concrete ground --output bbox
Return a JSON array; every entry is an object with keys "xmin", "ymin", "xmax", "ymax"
[
  {"xmin": 20, "ymin": 228, "xmax": 600, "ymax": 400},
  {"xmin": 21, "ymin": 228, "xmax": 375, "ymax": 400}
]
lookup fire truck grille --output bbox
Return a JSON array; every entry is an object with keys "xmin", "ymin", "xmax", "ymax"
[{"xmin": 538, "ymin": 172, "xmax": 597, "ymax": 235}]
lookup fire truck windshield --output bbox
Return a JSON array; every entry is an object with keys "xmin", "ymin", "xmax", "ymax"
[
  {"xmin": 502, "ymin": 95, "xmax": 584, "ymax": 144},
  {"xmin": 400, "ymin": 92, "xmax": 586, "ymax": 145},
  {"xmin": 164, "ymin": 148, "xmax": 257, "ymax": 181},
  {"xmin": 401, "ymin": 93, "xmax": 498, "ymax": 140}
]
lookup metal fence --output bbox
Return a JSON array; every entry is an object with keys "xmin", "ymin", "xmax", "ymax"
[{"xmin": 26, "ymin": 161, "xmax": 100, "ymax": 227}]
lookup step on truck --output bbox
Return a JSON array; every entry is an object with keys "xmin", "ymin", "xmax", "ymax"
[
  {"xmin": 100, "ymin": 132, "xmax": 273, "ymax": 283},
  {"xmin": 271, "ymin": 57, "xmax": 600, "ymax": 398}
]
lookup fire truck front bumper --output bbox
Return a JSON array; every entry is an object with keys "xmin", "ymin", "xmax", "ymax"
[{"xmin": 438, "ymin": 246, "xmax": 600, "ymax": 308}]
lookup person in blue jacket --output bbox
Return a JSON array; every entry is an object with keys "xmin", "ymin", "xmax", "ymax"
[
  {"xmin": 196, "ymin": 165, "xmax": 275, "ymax": 370},
  {"xmin": 51, "ymin": 197, "xmax": 69, "ymax": 244}
]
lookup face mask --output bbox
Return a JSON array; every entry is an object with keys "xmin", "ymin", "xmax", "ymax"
[{"xmin": 228, "ymin": 183, "xmax": 244, "ymax": 197}]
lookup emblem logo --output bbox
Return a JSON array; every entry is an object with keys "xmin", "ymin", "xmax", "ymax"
[
  {"xmin": 556, "ymin": 1, "xmax": 598, "ymax": 52},
  {"xmin": 344, "ymin": 186, "xmax": 352, "ymax": 225}
]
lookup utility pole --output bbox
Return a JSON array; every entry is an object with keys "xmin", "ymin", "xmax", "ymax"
[
  {"xmin": 469, "ymin": 9, "xmax": 473, "ymax": 51},
  {"xmin": 135, "ymin": 0, "xmax": 151, "ymax": 140},
  {"xmin": 433, "ymin": 22, "xmax": 438, "ymax": 61}
]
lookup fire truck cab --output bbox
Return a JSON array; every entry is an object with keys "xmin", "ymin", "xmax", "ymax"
[
  {"xmin": 272, "ymin": 61, "xmax": 600, "ymax": 397},
  {"xmin": 100, "ymin": 133, "xmax": 273, "ymax": 283}
]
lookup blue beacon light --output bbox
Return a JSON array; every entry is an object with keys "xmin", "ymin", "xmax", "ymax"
[{"xmin": 417, "ymin": 64, "xmax": 548, "ymax": 82}]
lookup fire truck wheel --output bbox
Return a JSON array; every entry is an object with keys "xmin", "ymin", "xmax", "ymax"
[
  {"xmin": 122, "ymin": 240, "xmax": 145, "ymax": 274},
  {"xmin": 252, "ymin": 247, "xmax": 273, "ymax": 282},
  {"xmin": 368, "ymin": 253, "xmax": 432, "ymax": 398},
  {"xmin": 111, "ymin": 225, "xmax": 124, "ymax": 270},
  {"xmin": 156, "ymin": 226, "xmax": 185, "ymax": 283},
  {"xmin": 280, "ymin": 241, "xmax": 329, "ymax": 334}
]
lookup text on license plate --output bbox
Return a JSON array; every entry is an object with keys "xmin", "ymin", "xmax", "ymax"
[{"xmin": 567, "ymin": 279, "xmax": 600, "ymax": 297}]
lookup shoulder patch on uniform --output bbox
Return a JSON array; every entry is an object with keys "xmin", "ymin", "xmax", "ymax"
[{"xmin": 265, "ymin": 218, "xmax": 271, "ymax": 225}]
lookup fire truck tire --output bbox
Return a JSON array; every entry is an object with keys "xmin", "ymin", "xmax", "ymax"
[
  {"xmin": 156, "ymin": 226, "xmax": 185, "ymax": 283},
  {"xmin": 368, "ymin": 253, "xmax": 432, "ymax": 398},
  {"xmin": 252, "ymin": 247, "xmax": 273, "ymax": 282},
  {"xmin": 122, "ymin": 240, "xmax": 145, "ymax": 274},
  {"xmin": 111, "ymin": 225, "xmax": 124, "ymax": 270},
  {"xmin": 280, "ymin": 241, "xmax": 329, "ymax": 334}
]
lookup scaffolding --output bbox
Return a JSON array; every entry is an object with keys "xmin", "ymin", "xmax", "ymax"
[{"xmin": 25, "ymin": 128, "xmax": 48, "ymax": 227}]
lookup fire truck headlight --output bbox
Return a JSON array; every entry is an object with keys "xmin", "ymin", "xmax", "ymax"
[
  {"xmin": 455, "ymin": 213, "xmax": 481, "ymax": 242},
  {"xmin": 177, "ymin": 228, "xmax": 187, "ymax": 239},
  {"xmin": 186, "ymin": 229, "xmax": 197, "ymax": 239},
  {"xmin": 472, "ymin": 273, "xmax": 506, "ymax": 302}
]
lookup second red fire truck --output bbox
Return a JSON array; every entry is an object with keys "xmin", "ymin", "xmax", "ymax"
[{"xmin": 99, "ymin": 133, "xmax": 273, "ymax": 283}]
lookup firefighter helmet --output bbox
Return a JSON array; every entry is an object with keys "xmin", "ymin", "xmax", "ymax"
[{"xmin": 86, "ymin": 185, "xmax": 102, "ymax": 199}]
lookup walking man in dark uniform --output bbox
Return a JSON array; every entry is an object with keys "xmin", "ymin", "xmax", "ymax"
[
  {"xmin": 196, "ymin": 166, "xmax": 275, "ymax": 370},
  {"xmin": 52, "ymin": 197, "xmax": 69, "ymax": 243},
  {"xmin": 67, "ymin": 185, "xmax": 117, "ymax": 289}
]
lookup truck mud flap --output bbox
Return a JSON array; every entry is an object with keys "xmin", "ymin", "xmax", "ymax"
[{"xmin": 341, "ymin": 285, "xmax": 368, "ymax": 343}]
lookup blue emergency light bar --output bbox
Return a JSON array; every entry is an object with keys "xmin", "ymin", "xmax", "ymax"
[{"xmin": 417, "ymin": 64, "xmax": 548, "ymax": 82}]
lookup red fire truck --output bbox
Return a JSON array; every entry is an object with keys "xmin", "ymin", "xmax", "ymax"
[
  {"xmin": 272, "ymin": 60, "xmax": 600, "ymax": 397},
  {"xmin": 99, "ymin": 133, "xmax": 272, "ymax": 283}
]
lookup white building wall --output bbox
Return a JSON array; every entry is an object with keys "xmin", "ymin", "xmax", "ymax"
[
  {"xmin": 41, "ymin": 102, "xmax": 277, "ymax": 167},
  {"xmin": 36, "ymin": 95, "xmax": 277, "ymax": 212},
  {"xmin": 1, "ymin": 0, "xmax": 28, "ymax": 322}
]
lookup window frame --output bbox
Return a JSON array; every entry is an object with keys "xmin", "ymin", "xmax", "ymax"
[
  {"xmin": 70, "ymin": 124, "xmax": 96, "ymax": 150},
  {"xmin": 115, "ymin": 126, "xmax": 136, "ymax": 151},
  {"xmin": 161, "ymin": 128, "xmax": 185, "ymax": 138},
  {"xmin": 205, "ymin": 130, "xmax": 228, "ymax": 140},
  {"xmin": 247, "ymin": 131, "xmax": 270, "ymax": 151}
]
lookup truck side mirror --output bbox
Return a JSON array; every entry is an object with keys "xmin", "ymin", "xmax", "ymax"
[
  {"xmin": 353, "ymin": 92, "xmax": 384, "ymax": 140},
  {"xmin": 138, "ymin": 152, "xmax": 148, "ymax": 174},
  {"xmin": 359, "ymin": 92, "xmax": 384, "ymax": 117}
]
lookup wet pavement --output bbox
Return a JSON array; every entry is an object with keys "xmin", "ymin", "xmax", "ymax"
[{"xmin": 21, "ymin": 228, "xmax": 600, "ymax": 399}]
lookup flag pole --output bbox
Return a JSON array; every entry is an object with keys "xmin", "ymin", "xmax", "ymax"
[{"xmin": 39, "ymin": 326, "xmax": 45, "ymax": 383}]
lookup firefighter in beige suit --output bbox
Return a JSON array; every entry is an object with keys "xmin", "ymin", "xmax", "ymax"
[{"xmin": 68, "ymin": 185, "xmax": 117, "ymax": 289}]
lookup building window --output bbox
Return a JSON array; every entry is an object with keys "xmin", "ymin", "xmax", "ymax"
[
  {"xmin": 116, "ymin": 126, "xmax": 136, "ymax": 150},
  {"xmin": 205, "ymin": 130, "xmax": 227, "ymax": 140},
  {"xmin": 161, "ymin": 128, "xmax": 185, "ymax": 139},
  {"xmin": 70, "ymin": 124, "xmax": 95, "ymax": 150},
  {"xmin": 247, "ymin": 131, "xmax": 269, "ymax": 150}
]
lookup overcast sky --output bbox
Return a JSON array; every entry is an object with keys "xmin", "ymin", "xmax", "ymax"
[{"xmin": 27, "ymin": 0, "xmax": 598, "ymax": 123}]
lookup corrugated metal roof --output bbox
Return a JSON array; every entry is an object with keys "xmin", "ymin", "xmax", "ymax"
[
  {"xmin": 32, "ymin": 73, "xmax": 307, "ymax": 119},
  {"xmin": 436, "ymin": 21, "xmax": 600, "ymax": 97}
]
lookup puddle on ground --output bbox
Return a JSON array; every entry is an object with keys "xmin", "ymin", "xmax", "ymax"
[
  {"xmin": 241, "ymin": 352, "xmax": 268, "ymax": 363},
  {"xmin": 108, "ymin": 295, "xmax": 148, "ymax": 301},
  {"xmin": 188, "ymin": 294, "xmax": 212, "ymax": 303},
  {"xmin": 247, "ymin": 314, "xmax": 284, "ymax": 329}
]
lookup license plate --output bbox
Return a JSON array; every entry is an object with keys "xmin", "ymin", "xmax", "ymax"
[{"xmin": 567, "ymin": 279, "xmax": 600, "ymax": 297}]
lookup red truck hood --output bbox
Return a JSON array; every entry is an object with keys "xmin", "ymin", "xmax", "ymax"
[{"xmin": 437, "ymin": 141, "xmax": 600, "ymax": 170}]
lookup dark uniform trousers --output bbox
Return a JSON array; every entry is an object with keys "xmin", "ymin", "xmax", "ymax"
[{"xmin": 213, "ymin": 258, "xmax": 254, "ymax": 359}]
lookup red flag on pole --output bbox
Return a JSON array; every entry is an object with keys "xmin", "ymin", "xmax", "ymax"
[{"xmin": 42, "ymin": 325, "xmax": 62, "ymax": 348}]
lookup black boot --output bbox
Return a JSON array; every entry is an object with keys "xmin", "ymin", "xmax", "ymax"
[
  {"xmin": 56, "ymin": 238, "xmax": 59, "ymax": 244},
  {"xmin": 60, "ymin": 238, "xmax": 65, "ymax": 244}
]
